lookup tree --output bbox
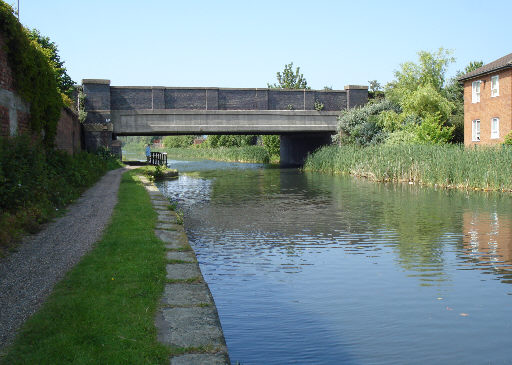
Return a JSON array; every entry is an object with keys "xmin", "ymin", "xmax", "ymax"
[
  {"xmin": 27, "ymin": 29, "xmax": 74, "ymax": 97},
  {"xmin": 267, "ymin": 62, "xmax": 310, "ymax": 89},
  {"xmin": 385, "ymin": 48, "xmax": 455, "ymax": 104},
  {"xmin": 444, "ymin": 60, "xmax": 484, "ymax": 143},
  {"xmin": 163, "ymin": 135, "xmax": 195, "ymax": 148},
  {"xmin": 368, "ymin": 80, "xmax": 384, "ymax": 99}
]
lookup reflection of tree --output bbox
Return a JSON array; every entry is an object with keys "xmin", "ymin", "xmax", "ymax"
[
  {"xmin": 305, "ymin": 172, "xmax": 467, "ymax": 283},
  {"xmin": 169, "ymin": 164, "xmax": 512, "ymax": 284}
]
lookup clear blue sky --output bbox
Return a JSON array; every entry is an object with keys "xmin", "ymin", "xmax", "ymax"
[{"xmin": 15, "ymin": 0, "xmax": 512, "ymax": 89}]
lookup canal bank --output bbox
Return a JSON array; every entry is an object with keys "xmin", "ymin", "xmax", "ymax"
[{"xmin": 139, "ymin": 175, "xmax": 230, "ymax": 365}]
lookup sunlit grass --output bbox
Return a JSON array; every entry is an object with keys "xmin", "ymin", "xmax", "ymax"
[{"xmin": 0, "ymin": 170, "xmax": 172, "ymax": 364}]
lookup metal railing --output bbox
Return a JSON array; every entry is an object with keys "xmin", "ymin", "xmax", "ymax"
[{"xmin": 149, "ymin": 152, "xmax": 167, "ymax": 166}]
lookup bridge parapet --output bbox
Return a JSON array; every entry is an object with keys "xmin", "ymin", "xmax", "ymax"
[
  {"xmin": 81, "ymin": 79, "xmax": 368, "ymax": 165},
  {"xmin": 82, "ymin": 79, "xmax": 367, "ymax": 117}
]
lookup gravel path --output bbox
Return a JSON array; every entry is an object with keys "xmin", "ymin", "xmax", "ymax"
[{"xmin": 0, "ymin": 167, "xmax": 128, "ymax": 352}]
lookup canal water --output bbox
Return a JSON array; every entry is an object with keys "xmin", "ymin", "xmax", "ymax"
[{"xmin": 156, "ymin": 159, "xmax": 512, "ymax": 365}]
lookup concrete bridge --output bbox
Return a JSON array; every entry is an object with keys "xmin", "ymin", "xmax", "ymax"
[{"xmin": 82, "ymin": 79, "xmax": 368, "ymax": 166}]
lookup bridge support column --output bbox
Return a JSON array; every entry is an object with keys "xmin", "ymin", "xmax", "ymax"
[{"xmin": 280, "ymin": 133, "xmax": 332, "ymax": 167}]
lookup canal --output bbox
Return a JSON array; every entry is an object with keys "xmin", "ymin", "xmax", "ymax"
[{"xmin": 156, "ymin": 159, "xmax": 512, "ymax": 364}]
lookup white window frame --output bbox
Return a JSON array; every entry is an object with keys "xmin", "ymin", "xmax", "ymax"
[
  {"xmin": 472, "ymin": 80, "xmax": 481, "ymax": 103},
  {"xmin": 491, "ymin": 75, "xmax": 499, "ymax": 97},
  {"xmin": 472, "ymin": 119, "xmax": 480, "ymax": 141},
  {"xmin": 491, "ymin": 117, "xmax": 499, "ymax": 139}
]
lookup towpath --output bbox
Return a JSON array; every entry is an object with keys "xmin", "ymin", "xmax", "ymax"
[{"xmin": 0, "ymin": 167, "xmax": 127, "ymax": 352}]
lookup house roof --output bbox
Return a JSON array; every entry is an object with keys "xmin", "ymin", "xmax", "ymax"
[{"xmin": 459, "ymin": 53, "xmax": 512, "ymax": 81}]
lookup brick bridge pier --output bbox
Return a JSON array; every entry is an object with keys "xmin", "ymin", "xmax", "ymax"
[{"xmin": 82, "ymin": 79, "xmax": 367, "ymax": 166}]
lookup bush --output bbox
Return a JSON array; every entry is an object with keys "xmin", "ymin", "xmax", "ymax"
[
  {"xmin": 337, "ymin": 99, "xmax": 399, "ymax": 146},
  {"xmin": 0, "ymin": 135, "xmax": 121, "ymax": 251},
  {"xmin": 0, "ymin": 3, "xmax": 63, "ymax": 146},
  {"xmin": 504, "ymin": 131, "xmax": 512, "ymax": 146},
  {"xmin": 261, "ymin": 135, "xmax": 280, "ymax": 157},
  {"xmin": 162, "ymin": 135, "xmax": 195, "ymax": 148}
]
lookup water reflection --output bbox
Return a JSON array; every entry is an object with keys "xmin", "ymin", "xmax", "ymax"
[{"xmin": 156, "ymin": 159, "xmax": 512, "ymax": 364}]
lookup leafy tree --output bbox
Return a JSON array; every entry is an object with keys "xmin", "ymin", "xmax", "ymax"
[
  {"xmin": 261, "ymin": 135, "xmax": 280, "ymax": 156},
  {"xmin": 27, "ymin": 28, "xmax": 74, "ymax": 97},
  {"xmin": 205, "ymin": 135, "xmax": 257, "ymax": 148},
  {"xmin": 163, "ymin": 135, "xmax": 195, "ymax": 148},
  {"xmin": 386, "ymin": 48, "xmax": 455, "ymax": 104},
  {"xmin": 267, "ymin": 62, "xmax": 310, "ymax": 89},
  {"xmin": 337, "ymin": 99, "xmax": 399, "ymax": 146},
  {"xmin": 401, "ymin": 84, "xmax": 454, "ymax": 121},
  {"xmin": 413, "ymin": 113, "xmax": 454, "ymax": 144},
  {"xmin": 444, "ymin": 60, "xmax": 484, "ymax": 143},
  {"xmin": 368, "ymin": 80, "xmax": 384, "ymax": 99}
]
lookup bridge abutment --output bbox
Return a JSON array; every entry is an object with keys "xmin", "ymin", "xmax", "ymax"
[{"xmin": 280, "ymin": 133, "xmax": 333, "ymax": 167}]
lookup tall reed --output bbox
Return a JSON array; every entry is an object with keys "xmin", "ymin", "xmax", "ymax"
[{"xmin": 304, "ymin": 144, "xmax": 512, "ymax": 191}]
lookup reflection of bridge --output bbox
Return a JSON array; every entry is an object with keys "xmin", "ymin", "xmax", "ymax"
[{"xmin": 82, "ymin": 79, "xmax": 368, "ymax": 166}]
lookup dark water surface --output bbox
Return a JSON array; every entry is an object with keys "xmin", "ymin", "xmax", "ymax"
[{"xmin": 156, "ymin": 159, "xmax": 512, "ymax": 365}]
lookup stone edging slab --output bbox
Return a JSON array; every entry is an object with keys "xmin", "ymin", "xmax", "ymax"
[{"xmin": 138, "ymin": 175, "xmax": 230, "ymax": 365}]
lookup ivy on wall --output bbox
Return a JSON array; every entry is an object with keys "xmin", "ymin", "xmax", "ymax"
[{"xmin": 0, "ymin": 1, "xmax": 62, "ymax": 146}]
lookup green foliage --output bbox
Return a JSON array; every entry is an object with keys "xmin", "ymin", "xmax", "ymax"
[
  {"xmin": 0, "ymin": 135, "xmax": 121, "ymax": 250},
  {"xmin": 314, "ymin": 99, "xmax": 324, "ymax": 111},
  {"xmin": 356, "ymin": 49, "xmax": 459, "ymax": 145},
  {"xmin": 162, "ymin": 135, "xmax": 195, "ymax": 148},
  {"xmin": 304, "ymin": 144, "xmax": 512, "ymax": 191},
  {"xmin": 401, "ymin": 84, "xmax": 454, "ymax": 120},
  {"xmin": 413, "ymin": 113, "xmax": 455, "ymax": 144},
  {"xmin": 503, "ymin": 131, "xmax": 512, "ymax": 146},
  {"xmin": 77, "ymin": 86, "xmax": 87, "ymax": 123},
  {"xmin": 386, "ymin": 48, "xmax": 455, "ymax": 103},
  {"xmin": 165, "ymin": 145, "xmax": 273, "ymax": 164},
  {"xmin": 337, "ymin": 99, "xmax": 399, "ymax": 146},
  {"xmin": 267, "ymin": 62, "xmax": 310, "ymax": 89},
  {"xmin": 261, "ymin": 135, "xmax": 280, "ymax": 157},
  {"xmin": 0, "ymin": 2, "xmax": 63, "ymax": 145},
  {"xmin": 1, "ymin": 171, "xmax": 170, "ymax": 363},
  {"xmin": 368, "ymin": 79, "xmax": 384, "ymax": 99},
  {"xmin": 444, "ymin": 60, "xmax": 484, "ymax": 143},
  {"xmin": 26, "ymin": 28, "xmax": 75, "ymax": 98},
  {"xmin": 204, "ymin": 134, "xmax": 257, "ymax": 148}
]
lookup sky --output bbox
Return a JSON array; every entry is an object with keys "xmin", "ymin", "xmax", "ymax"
[{"xmin": 13, "ymin": 0, "xmax": 512, "ymax": 90}]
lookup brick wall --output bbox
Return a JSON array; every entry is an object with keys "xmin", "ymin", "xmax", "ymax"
[
  {"xmin": 0, "ymin": 33, "xmax": 83, "ymax": 153},
  {"xmin": 86, "ymin": 80, "xmax": 367, "ymax": 120},
  {"xmin": 464, "ymin": 69, "xmax": 512, "ymax": 145},
  {"xmin": 54, "ymin": 107, "xmax": 82, "ymax": 154}
]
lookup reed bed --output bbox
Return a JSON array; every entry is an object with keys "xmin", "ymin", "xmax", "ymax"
[
  {"xmin": 164, "ymin": 146, "xmax": 277, "ymax": 164},
  {"xmin": 304, "ymin": 144, "xmax": 512, "ymax": 191}
]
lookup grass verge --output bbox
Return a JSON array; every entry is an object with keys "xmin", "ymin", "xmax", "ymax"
[
  {"xmin": 0, "ymin": 170, "xmax": 171, "ymax": 364},
  {"xmin": 304, "ymin": 144, "xmax": 512, "ymax": 191}
]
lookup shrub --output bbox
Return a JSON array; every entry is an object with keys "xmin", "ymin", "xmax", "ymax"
[
  {"xmin": 503, "ymin": 131, "xmax": 512, "ymax": 146},
  {"xmin": 0, "ymin": 135, "xmax": 121, "ymax": 250},
  {"xmin": 0, "ymin": 3, "xmax": 63, "ymax": 146}
]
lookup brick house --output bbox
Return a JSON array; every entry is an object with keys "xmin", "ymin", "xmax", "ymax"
[{"xmin": 459, "ymin": 53, "xmax": 512, "ymax": 145}]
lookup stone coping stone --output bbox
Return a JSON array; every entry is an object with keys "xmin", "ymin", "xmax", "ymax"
[
  {"xmin": 156, "ymin": 307, "xmax": 227, "ymax": 349},
  {"xmin": 167, "ymin": 251, "xmax": 196, "ymax": 262},
  {"xmin": 156, "ymin": 222, "xmax": 178, "ymax": 230},
  {"xmin": 162, "ymin": 283, "xmax": 213, "ymax": 306},
  {"xmin": 155, "ymin": 230, "xmax": 188, "ymax": 244},
  {"xmin": 166, "ymin": 264, "xmax": 201, "ymax": 280},
  {"xmin": 152, "ymin": 200, "xmax": 169, "ymax": 207},
  {"xmin": 170, "ymin": 353, "xmax": 230, "ymax": 365},
  {"xmin": 157, "ymin": 215, "xmax": 178, "ymax": 225}
]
